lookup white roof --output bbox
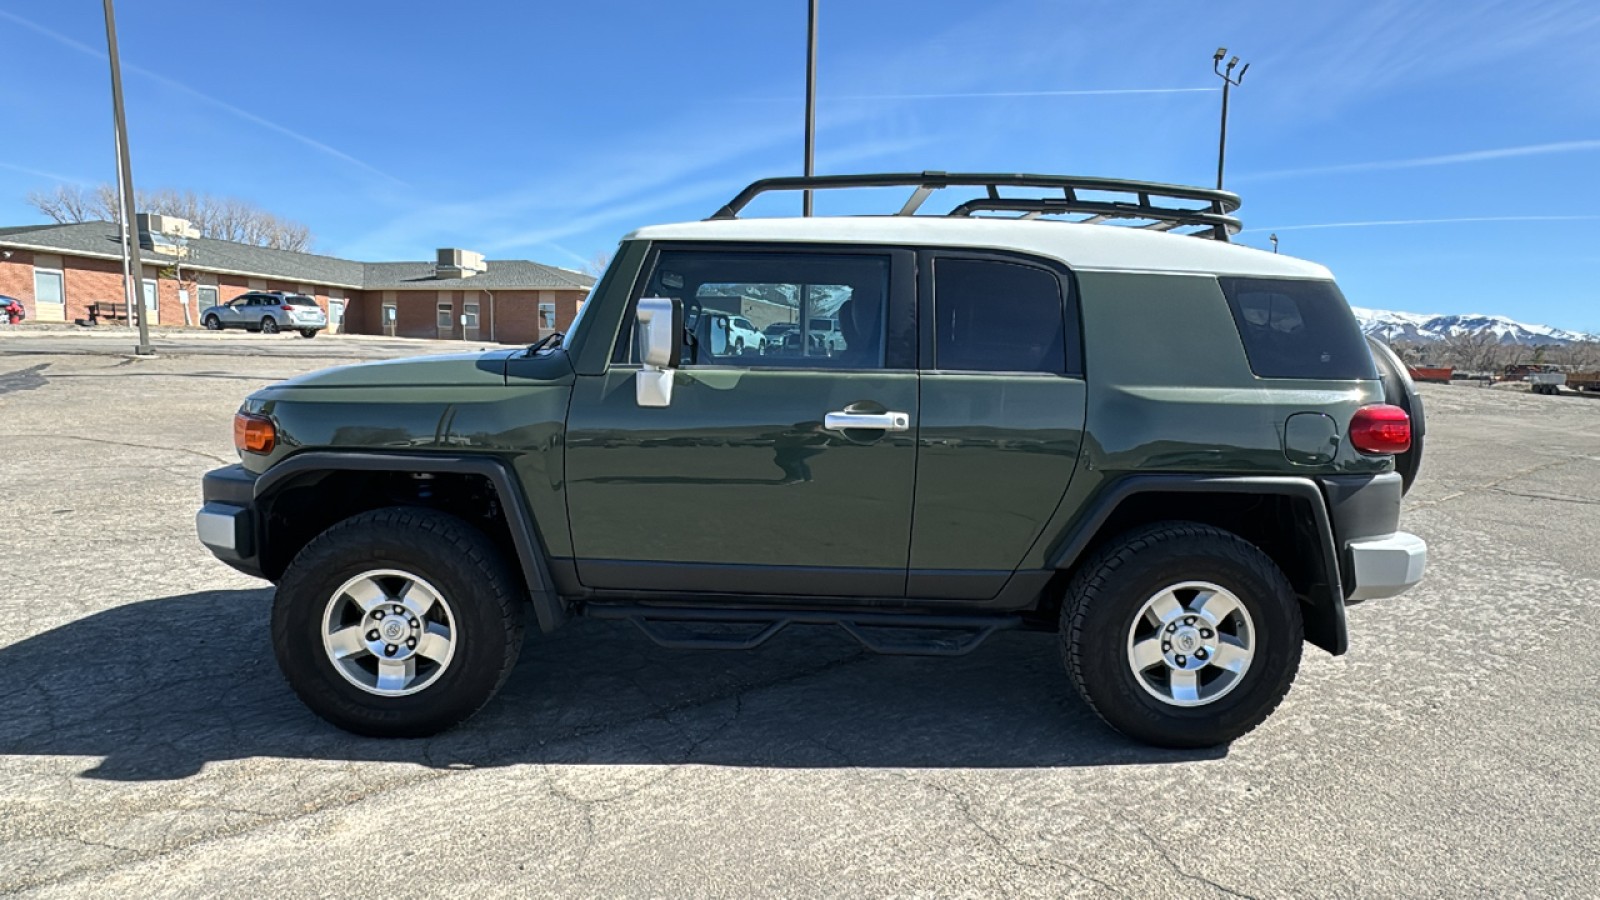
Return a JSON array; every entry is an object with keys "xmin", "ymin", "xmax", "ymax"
[{"xmin": 626, "ymin": 216, "xmax": 1333, "ymax": 280}]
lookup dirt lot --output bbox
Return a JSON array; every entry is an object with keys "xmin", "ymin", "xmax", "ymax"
[{"xmin": 2, "ymin": 339, "xmax": 1598, "ymax": 897}]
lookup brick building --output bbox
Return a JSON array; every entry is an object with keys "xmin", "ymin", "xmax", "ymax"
[{"xmin": 0, "ymin": 221, "xmax": 593, "ymax": 342}]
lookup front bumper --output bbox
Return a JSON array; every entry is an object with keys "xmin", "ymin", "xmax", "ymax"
[
  {"xmin": 1345, "ymin": 531, "xmax": 1427, "ymax": 602},
  {"xmin": 197, "ymin": 464, "xmax": 266, "ymax": 579}
]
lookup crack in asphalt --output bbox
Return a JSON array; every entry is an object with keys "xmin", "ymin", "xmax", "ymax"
[
  {"xmin": 890, "ymin": 772, "xmax": 1132, "ymax": 899},
  {"xmin": 1411, "ymin": 456, "xmax": 1591, "ymax": 508},
  {"xmin": 1132, "ymin": 825, "xmax": 1257, "ymax": 899},
  {"xmin": 0, "ymin": 433, "xmax": 235, "ymax": 466},
  {"xmin": 12, "ymin": 649, "xmax": 873, "ymax": 893}
]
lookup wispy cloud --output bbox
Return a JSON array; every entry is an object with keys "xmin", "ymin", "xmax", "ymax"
[
  {"xmin": 742, "ymin": 87, "xmax": 1218, "ymax": 102},
  {"xmin": 1243, "ymin": 215, "xmax": 1600, "ymax": 233},
  {"xmin": 0, "ymin": 9, "xmax": 403, "ymax": 186},
  {"xmin": 0, "ymin": 161, "xmax": 92, "ymax": 185},
  {"xmin": 1239, "ymin": 139, "xmax": 1600, "ymax": 182}
]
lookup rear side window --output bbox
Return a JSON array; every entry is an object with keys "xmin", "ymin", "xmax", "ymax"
[
  {"xmin": 1219, "ymin": 278, "xmax": 1376, "ymax": 380},
  {"xmin": 933, "ymin": 258, "xmax": 1071, "ymax": 374}
]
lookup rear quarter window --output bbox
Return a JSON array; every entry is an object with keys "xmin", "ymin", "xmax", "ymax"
[{"xmin": 1219, "ymin": 277, "xmax": 1376, "ymax": 380}]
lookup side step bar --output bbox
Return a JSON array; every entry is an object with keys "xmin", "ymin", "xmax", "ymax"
[{"xmin": 582, "ymin": 604, "xmax": 1022, "ymax": 657}]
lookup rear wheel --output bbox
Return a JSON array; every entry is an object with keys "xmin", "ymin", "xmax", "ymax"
[
  {"xmin": 271, "ymin": 507, "xmax": 525, "ymax": 737},
  {"xmin": 1061, "ymin": 522, "xmax": 1303, "ymax": 748},
  {"xmin": 299, "ymin": 328, "xmax": 317, "ymax": 339},
  {"xmin": 260, "ymin": 317, "xmax": 280, "ymax": 334}
]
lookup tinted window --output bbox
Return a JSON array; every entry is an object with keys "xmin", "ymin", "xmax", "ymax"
[
  {"xmin": 633, "ymin": 251, "xmax": 891, "ymax": 369},
  {"xmin": 287, "ymin": 295, "xmax": 318, "ymax": 307},
  {"xmin": 1219, "ymin": 278, "xmax": 1377, "ymax": 380},
  {"xmin": 933, "ymin": 258, "xmax": 1069, "ymax": 374}
]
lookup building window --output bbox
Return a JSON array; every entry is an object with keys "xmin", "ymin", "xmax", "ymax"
[
  {"xmin": 198, "ymin": 285, "xmax": 218, "ymax": 310},
  {"xmin": 34, "ymin": 269, "xmax": 65, "ymax": 306},
  {"xmin": 437, "ymin": 303, "xmax": 453, "ymax": 329},
  {"xmin": 539, "ymin": 301, "xmax": 556, "ymax": 331},
  {"xmin": 463, "ymin": 303, "xmax": 479, "ymax": 328}
]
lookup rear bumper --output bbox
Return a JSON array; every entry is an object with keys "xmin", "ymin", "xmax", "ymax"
[
  {"xmin": 197, "ymin": 464, "xmax": 267, "ymax": 580},
  {"xmin": 1345, "ymin": 531, "xmax": 1427, "ymax": 602},
  {"xmin": 1321, "ymin": 471, "xmax": 1427, "ymax": 603}
]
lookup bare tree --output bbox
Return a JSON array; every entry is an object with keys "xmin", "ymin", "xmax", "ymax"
[
  {"xmin": 583, "ymin": 250, "xmax": 613, "ymax": 278},
  {"xmin": 25, "ymin": 183, "xmax": 314, "ymax": 252}
]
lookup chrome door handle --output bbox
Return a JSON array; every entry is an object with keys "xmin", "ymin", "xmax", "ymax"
[{"xmin": 825, "ymin": 411, "xmax": 910, "ymax": 432}]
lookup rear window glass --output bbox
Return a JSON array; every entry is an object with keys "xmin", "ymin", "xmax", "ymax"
[
  {"xmin": 1219, "ymin": 278, "xmax": 1376, "ymax": 380},
  {"xmin": 287, "ymin": 295, "xmax": 318, "ymax": 306}
]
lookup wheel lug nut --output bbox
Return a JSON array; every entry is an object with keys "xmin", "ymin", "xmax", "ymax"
[
  {"xmin": 1162, "ymin": 641, "xmax": 1172, "ymax": 652},
  {"xmin": 393, "ymin": 605, "xmax": 405, "ymax": 615},
  {"xmin": 1200, "ymin": 628, "xmax": 1214, "ymax": 639},
  {"xmin": 1166, "ymin": 623, "xmax": 1177, "ymax": 633},
  {"xmin": 373, "ymin": 610, "xmax": 384, "ymax": 620},
  {"xmin": 406, "ymin": 638, "xmax": 417, "ymax": 649},
  {"xmin": 1196, "ymin": 648, "xmax": 1209, "ymax": 660},
  {"xmin": 366, "ymin": 629, "xmax": 380, "ymax": 641},
  {"xmin": 384, "ymin": 644, "xmax": 398, "ymax": 657},
  {"xmin": 1175, "ymin": 654, "xmax": 1187, "ymax": 666},
  {"xmin": 1184, "ymin": 616, "xmax": 1196, "ymax": 626}
]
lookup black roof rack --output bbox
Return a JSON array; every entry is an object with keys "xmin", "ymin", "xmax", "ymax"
[{"xmin": 709, "ymin": 171, "xmax": 1243, "ymax": 240}]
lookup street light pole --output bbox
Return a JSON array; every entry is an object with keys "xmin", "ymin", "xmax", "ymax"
[
  {"xmin": 1212, "ymin": 48, "xmax": 1249, "ymax": 192},
  {"xmin": 103, "ymin": 0, "xmax": 154, "ymax": 355},
  {"xmin": 802, "ymin": 0, "xmax": 818, "ymax": 216}
]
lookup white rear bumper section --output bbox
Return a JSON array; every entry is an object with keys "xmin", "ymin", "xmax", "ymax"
[{"xmin": 1346, "ymin": 531, "xmax": 1427, "ymax": 602}]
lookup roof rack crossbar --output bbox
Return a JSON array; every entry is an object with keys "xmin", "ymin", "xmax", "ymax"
[
  {"xmin": 944, "ymin": 197, "xmax": 1241, "ymax": 235},
  {"xmin": 709, "ymin": 171, "xmax": 1242, "ymax": 240}
]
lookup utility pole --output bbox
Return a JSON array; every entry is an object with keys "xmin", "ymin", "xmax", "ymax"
[
  {"xmin": 1212, "ymin": 48, "xmax": 1249, "ymax": 192},
  {"xmin": 103, "ymin": 0, "xmax": 154, "ymax": 355},
  {"xmin": 802, "ymin": 0, "xmax": 818, "ymax": 216}
]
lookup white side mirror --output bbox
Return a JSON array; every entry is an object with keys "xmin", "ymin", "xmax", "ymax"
[{"xmin": 635, "ymin": 297, "xmax": 682, "ymax": 407}]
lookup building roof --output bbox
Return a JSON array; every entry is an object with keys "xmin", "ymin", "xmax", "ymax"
[
  {"xmin": 628, "ymin": 216, "xmax": 1333, "ymax": 280},
  {"xmin": 0, "ymin": 221, "xmax": 594, "ymax": 292}
]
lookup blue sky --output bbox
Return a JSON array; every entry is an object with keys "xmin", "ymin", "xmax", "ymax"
[{"xmin": 1, "ymin": 0, "xmax": 1597, "ymax": 330}]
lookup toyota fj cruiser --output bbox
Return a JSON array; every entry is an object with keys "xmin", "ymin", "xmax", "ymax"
[{"xmin": 197, "ymin": 173, "xmax": 1427, "ymax": 748}]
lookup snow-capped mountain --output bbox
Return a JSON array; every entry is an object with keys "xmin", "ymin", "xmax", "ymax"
[{"xmin": 1350, "ymin": 307, "xmax": 1593, "ymax": 345}]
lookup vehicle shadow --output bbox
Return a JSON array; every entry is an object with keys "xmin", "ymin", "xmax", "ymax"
[{"xmin": 0, "ymin": 590, "xmax": 1224, "ymax": 781}]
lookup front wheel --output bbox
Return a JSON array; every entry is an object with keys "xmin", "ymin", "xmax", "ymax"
[
  {"xmin": 271, "ymin": 507, "xmax": 525, "ymax": 737},
  {"xmin": 1061, "ymin": 522, "xmax": 1303, "ymax": 748},
  {"xmin": 203, "ymin": 315, "xmax": 221, "ymax": 330},
  {"xmin": 260, "ymin": 317, "xmax": 280, "ymax": 334}
]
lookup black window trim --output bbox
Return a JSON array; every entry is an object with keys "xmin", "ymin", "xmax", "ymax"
[
  {"xmin": 608, "ymin": 241, "xmax": 918, "ymax": 373},
  {"xmin": 915, "ymin": 248, "xmax": 1084, "ymax": 378}
]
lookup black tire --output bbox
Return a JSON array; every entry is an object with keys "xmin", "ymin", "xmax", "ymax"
[
  {"xmin": 260, "ymin": 317, "xmax": 280, "ymax": 334},
  {"xmin": 1365, "ymin": 336, "xmax": 1425, "ymax": 493},
  {"xmin": 1061, "ymin": 522, "xmax": 1303, "ymax": 748},
  {"xmin": 271, "ymin": 507, "xmax": 525, "ymax": 737},
  {"xmin": 298, "ymin": 328, "xmax": 317, "ymax": 339},
  {"xmin": 203, "ymin": 315, "xmax": 221, "ymax": 331}
]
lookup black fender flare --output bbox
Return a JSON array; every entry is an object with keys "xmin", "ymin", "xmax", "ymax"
[
  {"xmin": 1047, "ymin": 474, "xmax": 1347, "ymax": 655},
  {"xmin": 256, "ymin": 452, "xmax": 567, "ymax": 633}
]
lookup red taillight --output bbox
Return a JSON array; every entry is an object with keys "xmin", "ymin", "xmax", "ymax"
[
  {"xmin": 1350, "ymin": 404, "xmax": 1411, "ymax": 455},
  {"xmin": 281, "ymin": 305, "xmax": 295, "ymax": 312}
]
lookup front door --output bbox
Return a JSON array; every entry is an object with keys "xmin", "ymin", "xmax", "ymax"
[
  {"xmin": 462, "ymin": 302, "xmax": 480, "ymax": 341},
  {"xmin": 564, "ymin": 244, "xmax": 919, "ymax": 598},
  {"xmin": 32, "ymin": 268, "xmax": 65, "ymax": 322},
  {"xmin": 141, "ymin": 279, "xmax": 159, "ymax": 325}
]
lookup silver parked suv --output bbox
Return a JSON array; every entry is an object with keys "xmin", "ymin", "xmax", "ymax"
[{"xmin": 200, "ymin": 291, "xmax": 327, "ymax": 338}]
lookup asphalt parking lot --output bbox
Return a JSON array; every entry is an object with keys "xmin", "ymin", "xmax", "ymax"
[{"xmin": 3, "ymin": 333, "xmax": 1598, "ymax": 897}]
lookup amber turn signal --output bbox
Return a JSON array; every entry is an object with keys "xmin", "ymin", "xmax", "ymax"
[{"xmin": 233, "ymin": 412, "xmax": 276, "ymax": 454}]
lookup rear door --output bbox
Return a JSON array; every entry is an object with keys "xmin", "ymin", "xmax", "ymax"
[
  {"xmin": 564, "ymin": 244, "xmax": 919, "ymax": 598},
  {"xmin": 908, "ymin": 250, "xmax": 1087, "ymax": 601}
]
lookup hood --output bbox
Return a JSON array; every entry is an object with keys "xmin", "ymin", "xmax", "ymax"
[{"xmin": 273, "ymin": 350, "xmax": 521, "ymax": 389}]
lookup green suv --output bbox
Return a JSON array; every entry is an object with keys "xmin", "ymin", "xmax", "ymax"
[{"xmin": 196, "ymin": 173, "xmax": 1427, "ymax": 748}]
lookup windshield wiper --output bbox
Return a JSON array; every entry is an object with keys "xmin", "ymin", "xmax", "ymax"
[{"xmin": 524, "ymin": 332, "xmax": 564, "ymax": 356}]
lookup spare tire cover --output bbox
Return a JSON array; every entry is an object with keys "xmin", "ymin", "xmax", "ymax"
[{"xmin": 1365, "ymin": 335, "xmax": 1425, "ymax": 493}]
